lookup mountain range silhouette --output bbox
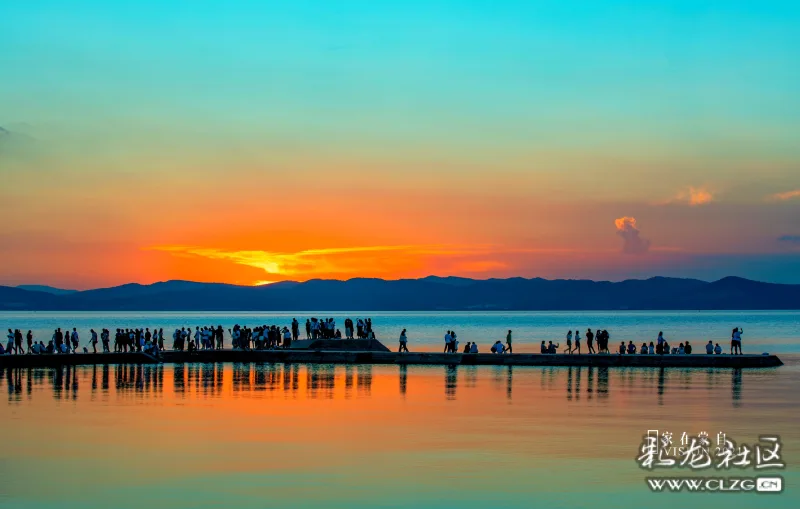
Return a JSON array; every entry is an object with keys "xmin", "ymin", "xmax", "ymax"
[{"xmin": 2, "ymin": 275, "xmax": 799, "ymax": 310}]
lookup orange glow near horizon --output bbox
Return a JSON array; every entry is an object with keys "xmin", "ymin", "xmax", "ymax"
[
  {"xmin": 3, "ymin": 140, "xmax": 800, "ymax": 288},
  {"xmin": 145, "ymin": 244, "xmax": 599, "ymax": 286}
]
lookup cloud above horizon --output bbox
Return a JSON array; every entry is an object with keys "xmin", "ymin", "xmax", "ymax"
[
  {"xmin": 669, "ymin": 187, "xmax": 714, "ymax": 206},
  {"xmin": 615, "ymin": 217, "xmax": 651, "ymax": 255},
  {"xmin": 770, "ymin": 190, "xmax": 800, "ymax": 201},
  {"xmin": 778, "ymin": 235, "xmax": 800, "ymax": 244}
]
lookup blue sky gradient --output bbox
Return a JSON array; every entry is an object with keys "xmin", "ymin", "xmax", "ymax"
[{"xmin": 1, "ymin": 1, "xmax": 799, "ymax": 287}]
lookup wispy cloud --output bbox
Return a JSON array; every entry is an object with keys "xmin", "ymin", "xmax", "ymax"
[
  {"xmin": 614, "ymin": 217, "xmax": 650, "ymax": 255},
  {"xmin": 668, "ymin": 187, "xmax": 714, "ymax": 206},
  {"xmin": 778, "ymin": 235, "xmax": 800, "ymax": 244},
  {"xmin": 151, "ymin": 245, "xmax": 422, "ymax": 276},
  {"xmin": 149, "ymin": 244, "xmax": 553, "ymax": 283},
  {"xmin": 769, "ymin": 190, "xmax": 800, "ymax": 201},
  {"xmin": 148, "ymin": 243, "xmax": 591, "ymax": 284}
]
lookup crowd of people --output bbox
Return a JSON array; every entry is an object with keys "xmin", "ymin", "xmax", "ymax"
[
  {"xmin": 556, "ymin": 328, "xmax": 614, "ymax": 354},
  {"xmin": 229, "ymin": 323, "xmax": 292, "ymax": 350},
  {"xmin": 3, "ymin": 328, "xmax": 114, "ymax": 355},
  {"xmin": 169, "ymin": 326, "xmax": 223, "ymax": 351},
  {"xmin": 595, "ymin": 328, "xmax": 741, "ymax": 356},
  {"xmin": 437, "ymin": 329, "xmax": 512, "ymax": 354},
  {"xmin": 223, "ymin": 317, "xmax": 378, "ymax": 351},
  {"xmin": 3, "ymin": 322, "xmax": 746, "ymax": 356},
  {"xmin": 1, "ymin": 317, "xmax": 382, "ymax": 355},
  {"xmin": 303, "ymin": 317, "xmax": 376, "ymax": 340},
  {"xmin": 394, "ymin": 326, "xmax": 745, "ymax": 356},
  {"xmin": 551, "ymin": 328, "xmax": 741, "ymax": 355},
  {"xmin": 112, "ymin": 328, "xmax": 166, "ymax": 354}
]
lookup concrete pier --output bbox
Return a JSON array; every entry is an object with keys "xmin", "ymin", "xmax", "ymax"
[{"xmin": 0, "ymin": 349, "xmax": 783, "ymax": 369}]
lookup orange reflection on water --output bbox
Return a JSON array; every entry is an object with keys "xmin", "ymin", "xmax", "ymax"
[{"xmin": 1, "ymin": 361, "xmax": 799, "ymax": 509}]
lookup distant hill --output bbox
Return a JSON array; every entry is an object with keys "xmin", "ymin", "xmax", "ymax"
[
  {"xmin": 16, "ymin": 285, "xmax": 77, "ymax": 295},
  {"xmin": 1, "ymin": 276, "xmax": 800, "ymax": 311}
]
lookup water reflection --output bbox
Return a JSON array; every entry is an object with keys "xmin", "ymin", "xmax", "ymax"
[
  {"xmin": 541, "ymin": 366, "xmax": 557, "ymax": 391},
  {"xmin": 307, "ymin": 364, "xmax": 336, "ymax": 399},
  {"xmin": 464, "ymin": 365, "xmax": 477, "ymax": 388},
  {"xmin": 50, "ymin": 365, "xmax": 79, "ymax": 400},
  {"xmin": 111, "ymin": 364, "xmax": 164, "ymax": 396},
  {"xmin": 567, "ymin": 367, "xmax": 573, "ymax": 400},
  {"xmin": 344, "ymin": 365, "xmax": 354, "ymax": 398},
  {"xmin": 200, "ymin": 363, "xmax": 216, "ymax": 394},
  {"xmin": 732, "ymin": 368, "xmax": 742, "ymax": 407},
  {"xmin": 232, "ymin": 362, "xmax": 251, "ymax": 392},
  {"xmin": 506, "ymin": 366, "xmax": 513, "ymax": 400},
  {"xmin": 356, "ymin": 365, "xmax": 372, "ymax": 396},
  {"xmin": 5, "ymin": 367, "xmax": 22, "ymax": 400},
  {"xmin": 0, "ymin": 364, "xmax": 754, "ymax": 406},
  {"xmin": 174, "ymin": 364, "xmax": 185, "ymax": 395},
  {"xmin": 445, "ymin": 365, "xmax": 457, "ymax": 400},
  {"xmin": 399, "ymin": 365, "xmax": 407, "ymax": 396},
  {"xmin": 0, "ymin": 365, "xmax": 167, "ymax": 401},
  {"xmin": 597, "ymin": 367, "xmax": 609, "ymax": 399},
  {"xmin": 290, "ymin": 364, "xmax": 299, "ymax": 393}
]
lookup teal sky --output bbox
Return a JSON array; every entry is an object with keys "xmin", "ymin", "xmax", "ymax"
[
  {"xmin": 4, "ymin": 1, "xmax": 798, "ymax": 153},
  {"xmin": 1, "ymin": 1, "xmax": 799, "ymax": 287}
]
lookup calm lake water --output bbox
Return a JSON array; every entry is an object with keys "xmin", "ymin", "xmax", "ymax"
[
  {"xmin": 2, "ymin": 310, "xmax": 799, "ymax": 353},
  {"xmin": 1, "ymin": 312, "xmax": 799, "ymax": 508}
]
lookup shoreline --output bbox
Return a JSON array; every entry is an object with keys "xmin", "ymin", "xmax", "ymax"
[{"xmin": 0, "ymin": 349, "xmax": 784, "ymax": 369}]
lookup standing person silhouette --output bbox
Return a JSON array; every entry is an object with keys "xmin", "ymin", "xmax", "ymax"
[
  {"xmin": 586, "ymin": 329, "xmax": 595, "ymax": 354},
  {"xmin": 398, "ymin": 329, "xmax": 409, "ymax": 353},
  {"xmin": 505, "ymin": 330, "xmax": 513, "ymax": 354},
  {"xmin": 731, "ymin": 327, "xmax": 743, "ymax": 355},
  {"xmin": 14, "ymin": 329, "xmax": 23, "ymax": 354},
  {"xmin": 71, "ymin": 328, "xmax": 80, "ymax": 353},
  {"xmin": 89, "ymin": 329, "xmax": 98, "ymax": 353},
  {"xmin": 656, "ymin": 331, "xmax": 666, "ymax": 355}
]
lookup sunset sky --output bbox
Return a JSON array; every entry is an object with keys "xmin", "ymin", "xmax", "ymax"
[{"xmin": 1, "ymin": 0, "xmax": 799, "ymax": 289}]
